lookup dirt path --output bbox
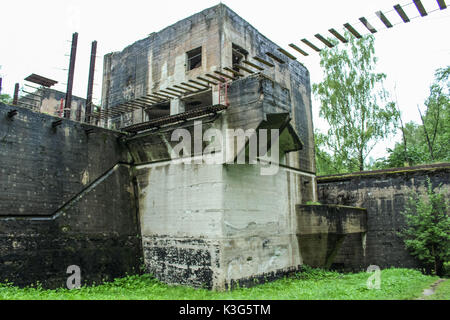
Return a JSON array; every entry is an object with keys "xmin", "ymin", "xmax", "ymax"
[{"xmin": 415, "ymin": 279, "xmax": 446, "ymax": 300}]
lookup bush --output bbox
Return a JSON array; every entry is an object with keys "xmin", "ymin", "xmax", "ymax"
[{"xmin": 399, "ymin": 178, "xmax": 450, "ymax": 276}]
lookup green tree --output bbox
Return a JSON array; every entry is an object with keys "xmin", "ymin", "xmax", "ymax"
[
  {"xmin": 399, "ymin": 179, "xmax": 450, "ymax": 276},
  {"xmin": 313, "ymin": 32, "xmax": 398, "ymax": 173},
  {"xmin": 315, "ymin": 130, "xmax": 347, "ymax": 175},
  {"xmin": 0, "ymin": 94, "xmax": 12, "ymax": 104},
  {"xmin": 374, "ymin": 66, "xmax": 450, "ymax": 169},
  {"xmin": 420, "ymin": 66, "xmax": 450, "ymax": 162}
]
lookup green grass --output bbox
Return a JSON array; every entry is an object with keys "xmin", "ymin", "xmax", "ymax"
[
  {"xmin": 0, "ymin": 268, "xmax": 439, "ymax": 300},
  {"xmin": 425, "ymin": 280, "xmax": 450, "ymax": 300}
]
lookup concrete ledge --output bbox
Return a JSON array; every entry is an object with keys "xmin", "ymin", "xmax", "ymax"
[
  {"xmin": 317, "ymin": 163, "xmax": 450, "ymax": 183},
  {"xmin": 296, "ymin": 205, "xmax": 367, "ymax": 235},
  {"xmin": 296, "ymin": 205, "xmax": 367, "ymax": 269}
]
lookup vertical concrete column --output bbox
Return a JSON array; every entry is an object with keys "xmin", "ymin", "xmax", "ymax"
[
  {"xmin": 212, "ymin": 86, "xmax": 220, "ymax": 105},
  {"xmin": 170, "ymin": 98, "xmax": 185, "ymax": 115}
]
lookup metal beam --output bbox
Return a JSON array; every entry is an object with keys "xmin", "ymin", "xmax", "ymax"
[
  {"xmin": 344, "ymin": 23, "xmax": 362, "ymax": 38},
  {"xmin": 205, "ymin": 74, "xmax": 227, "ymax": 83},
  {"xmin": 277, "ymin": 48, "xmax": 297, "ymax": 60},
  {"xmin": 301, "ymin": 39, "xmax": 321, "ymax": 52},
  {"xmin": 328, "ymin": 29, "xmax": 348, "ymax": 43},
  {"xmin": 24, "ymin": 83, "xmax": 41, "ymax": 91},
  {"xmin": 437, "ymin": 0, "xmax": 447, "ymax": 10},
  {"xmin": 173, "ymin": 85, "xmax": 195, "ymax": 93},
  {"xmin": 359, "ymin": 17, "xmax": 377, "ymax": 33},
  {"xmin": 13, "ymin": 83, "xmax": 19, "ymax": 105},
  {"xmin": 138, "ymin": 96, "xmax": 161, "ymax": 103},
  {"xmin": 394, "ymin": 4, "xmax": 410, "ymax": 23},
  {"xmin": 233, "ymin": 64, "xmax": 255, "ymax": 74},
  {"xmin": 197, "ymin": 76, "xmax": 218, "ymax": 85},
  {"xmin": 413, "ymin": 0, "xmax": 428, "ymax": 16},
  {"xmin": 223, "ymin": 67, "xmax": 244, "ymax": 77},
  {"xmin": 149, "ymin": 93, "xmax": 170, "ymax": 100},
  {"xmin": 165, "ymin": 87, "xmax": 187, "ymax": 95},
  {"xmin": 22, "ymin": 90, "xmax": 42, "ymax": 97},
  {"xmin": 152, "ymin": 92, "xmax": 172, "ymax": 100},
  {"xmin": 85, "ymin": 40, "xmax": 97, "ymax": 123},
  {"xmin": 265, "ymin": 52, "xmax": 286, "ymax": 64},
  {"xmin": 375, "ymin": 11, "xmax": 393, "ymax": 28},
  {"xmin": 314, "ymin": 34, "xmax": 334, "ymax": 48},
  {"xmin": 65, "ymin": 32, "xmax": 78, "ymax": 119},
  {"xmin": 180, "ymin": 82, "xmax": 205, "ymax": 90},
  {"xmin": 214, "ymin": 71, "xmax": 236, "ymax": 80},
  {"xmin": 242, "ymin": 60, "xmax": 265, "ymax": 71},
  {"xmin": 188, "ymin": 79, "xmax": 210, "ymax": 88},
  {"xmin": 252, "ymin": 56, "xmax": 275, "ymax": 68},
  {"xmin": 288, "ymin": 43, "xmax": 309, "ymax": 56},
  {"xmin": 160, "ymin": 90, "xmax": 181, "ymax": 97}
]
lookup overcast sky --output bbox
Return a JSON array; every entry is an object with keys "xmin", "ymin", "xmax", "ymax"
[{"xmin": 0, "ymin": 0, "xmax": 449, "ymax": 160}]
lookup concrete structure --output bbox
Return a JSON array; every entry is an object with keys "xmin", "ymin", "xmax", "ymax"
[
  {"xmin": 101, "ymin": 4, "xmax": 315, "ymax": 174},
  {"xmin": 0, "ymin": 103, "xmax": 141, "ymax": 288},
  {"xmin": 101, "ymin": 4, "xmax": 325, "ymax": 289},
  {"xmin": 2, "ymin": 4, "xmax": 444, "ymax": 291},
  {"xmin": 318, "ymin": 164, "xmax": 450, "ymax": 271},
  {"xmin": 18, "ymin": 87, "xmax": 86, "ymax": 121}
]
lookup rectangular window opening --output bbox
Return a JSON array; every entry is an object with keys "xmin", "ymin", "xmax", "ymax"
[
  {"xmin": 145, "ymin": 102, "xmax": 170, "ymax": 120},
  {"xmin": 182, "ymin": 90, "xmax": 212, "ymax": 112},
  {"xmin": 232, "ymin": 44, "xmax": 248, "ymax": 72},
  {"xmin": 187, "ymin": 47, "xmax": 202, "ymax": 71}
]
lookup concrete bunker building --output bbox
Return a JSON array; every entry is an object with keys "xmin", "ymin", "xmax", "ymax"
[
  {"xmin": 2, "ymin": 4, "xmax": 445, "ymax": 290},
  {"xmin": 102, "ymin": 4, "xmax": 318, "ymax": 287}
]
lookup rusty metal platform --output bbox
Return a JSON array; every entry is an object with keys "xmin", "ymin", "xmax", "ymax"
[{"xmin": 122, "ymin": 104, "xmax": 228, "ymax": 133}]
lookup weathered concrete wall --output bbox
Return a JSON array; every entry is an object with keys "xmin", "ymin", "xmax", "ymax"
[
  {"xmin": 102, "ymin": 4, "xmax": 315, "ymax": 174},
  {"xmin": 102, "ymin": 4, "xmax": 222, "ymax": 126},
  {"xmin": 1, "ymin": 103, "xmax": 127, "ymax": 217},
  {"xmin": 0, "ymin": 103, "xmax": 142, "ymax": 288},
  {"xmin": 19, "ymin": 88, "xmax": 86, "ymax": 121},
  {"xmin": 296, "ymin": 205, "xmax": 367, "ymax": 269},
  {"xmin": 128, "ymin": 76, "xmax": 309, "ymax": 290},
  {"xmin": 317, "ymin": 164, "xmax": 450, "ymax": 271},
  {"xmin": 221, "ymin": 6, "xmax": 315, "ymax": 174}
]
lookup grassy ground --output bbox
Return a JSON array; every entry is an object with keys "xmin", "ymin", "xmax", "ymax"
[
  {"xmin": 425, "ymin": 279, "xmax": 450, "ymax": 300},
  {"xmin": 0, "ymin": 268, "xmax": 442, "ymax": 300}
]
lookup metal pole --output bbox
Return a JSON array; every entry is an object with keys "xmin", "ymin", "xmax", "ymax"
[
  {"xmin": 65, "ymin": 32, "xmax": 78, "ymax": 119},
  {"xmin": 13, "ymin": 83, "xmax": 19, "ymax": 105},
  {"xmin": 0, "ymin": 78, "xmax": 2, "ymax": 95},
  {"xmin": 59, "ymin": 98, "xmax": 64, "ymax": 117},
  {"xmin": 85, "ymin": 40, "xmax": 97, "ymax": 123}
]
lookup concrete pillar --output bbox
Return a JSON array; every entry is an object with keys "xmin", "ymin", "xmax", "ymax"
[
  {"xmin": 212, "ymin": 87, "xmax": 220, "ymax": 105},
  {"xmin": 170, "ymin": 98, "xmax": 185, "ymax": 115}
]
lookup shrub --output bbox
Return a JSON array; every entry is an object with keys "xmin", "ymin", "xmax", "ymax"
[{"xmin": 399, "ymin": 178, "xmax": 450, "ymax": 276}]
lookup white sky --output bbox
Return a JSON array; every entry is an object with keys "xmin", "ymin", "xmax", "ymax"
[{"xmin": 0, "ymin": 0, "xmax": 449, "ymax": 160}]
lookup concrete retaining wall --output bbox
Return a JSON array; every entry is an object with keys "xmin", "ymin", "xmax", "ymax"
[
  {"xmin": 0, "ymin": 103, "xmax": 142, "ymax": 288},
  {"xmin": 317, "ymin": 164, "xmax": 450, "ymax": 271}
]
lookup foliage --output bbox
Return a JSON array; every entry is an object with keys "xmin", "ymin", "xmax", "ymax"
[
  {"xmin": 374, "ymin": 66, "xmax": 450, "ymax": 169},
  {"xmin": 0, "ymin": 94, "xmax": 12, "ymax": 105},
  {"xmin": 313, "ymin": 32, "xmax": 398, "ymax": 173},
  {"xmin": 0, "ymin": 268, "xmax": 439, "ymax": 300},
  {"xmin": 399, "ymin": 178, "xmax": 450, "ymax": 276}
]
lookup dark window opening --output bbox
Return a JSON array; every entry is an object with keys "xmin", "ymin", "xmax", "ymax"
[
  {"xmin": 145, "ymin": 102, "xmax": 170, "ymax": 121},
  {"xmin": 187, "ymin": 47, "xmax": 202, "ymax": 71},
  {"xmin": 182, "ymin": 90, "xmax": 212, "ymax": 112},
  {"xmin": 232, "ymin": 44, "xmax": 248, "ymax": 72}
]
